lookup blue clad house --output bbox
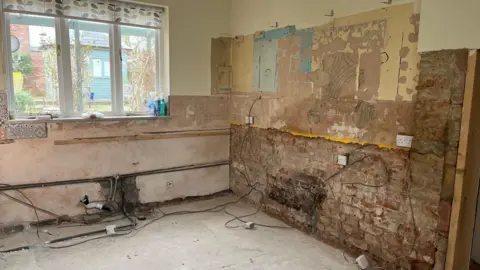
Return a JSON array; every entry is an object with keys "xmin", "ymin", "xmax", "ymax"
[{"xmin": 80, "ymin": 31, "xmax": 128, "ymax": 102}]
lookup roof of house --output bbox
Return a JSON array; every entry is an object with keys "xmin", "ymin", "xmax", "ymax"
[
  {"xmin": 80, "ymin": 31, "xmax": 109, "ymax": 48},
  {"xmin": 80, "ymin": 31, "xmax": 131, "ymax": 49}
]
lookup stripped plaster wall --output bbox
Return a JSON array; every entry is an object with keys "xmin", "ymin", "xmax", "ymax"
[
  {"xmin": 0, "ymin": 96, "xmax": 230, "ymax": 225},
  {"xmin": 227, "ymin": 3, "xmax": 467, "ymax": 268},
  {"xmin": 229, "ymin": 4, "xmax": 419, "ymax": 146},
  {"xmin": 0, "ymin": 0, "xmax": 233, "ymax": 225}
]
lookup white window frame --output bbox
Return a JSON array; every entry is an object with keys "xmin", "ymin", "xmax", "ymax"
[{"xmin": 2, "ymin": 6, "xmax": 169, "ymax": 119}]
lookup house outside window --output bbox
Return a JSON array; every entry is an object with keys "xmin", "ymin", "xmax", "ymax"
[{"xmin": 2, "ymin": 1, "xmax": 168, "ymax": 118}]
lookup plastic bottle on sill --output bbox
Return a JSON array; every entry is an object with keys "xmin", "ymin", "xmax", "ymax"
[
  {"xmin": 158, "ymin": 93, "xmax": 166, "ymax": 116},
  {"xmin": 154, "ymin": 93, "xmax": 161, "ymax": 116},
  {"xmin": 147, "ymin": 91, "xmax": 157, "ymax": 116}
]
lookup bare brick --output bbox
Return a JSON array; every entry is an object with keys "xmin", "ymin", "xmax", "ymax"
[
  {"xmin": 360, "ymin": 221, "xmax": 383, "ymax": 236},
  {"xmin": 437, "ymin": 201, "xmax": 452, "ymax": 233}
]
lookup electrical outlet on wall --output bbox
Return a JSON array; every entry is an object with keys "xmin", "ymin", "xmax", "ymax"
[
  {"xmin": 396, "ymin": 135, "xmax": 413, "ymax": 148},
  {"xmin": 338, "ymin": 155, "xmax": 348, "ymax": 166},
  {"xmin": 245, "ymin": 116, "xmax": 254, "ymax": 125}
]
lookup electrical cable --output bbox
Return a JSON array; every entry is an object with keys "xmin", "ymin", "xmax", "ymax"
[
  {"xmin": 308, "ymin": 143, "xmax": 418, "ymax": 268},
  {"xmin": 0, "ymin": 183, "xmax": 42, "ymax": 239},
  {"xmin": 107, "ymin": 178, "xmax": 113, "ymax": 202},
  {"xmin": 111, "ymin": 175, "xmax": 119, "ymax": 202},
  {"xmin": 0, "ymin": 192, "xmax": 59, "ymax": 218},
  {"xmin": 231, "ymin": 98, "xmax": 419, "ymax": 268},
  {"xmin": 0, "ymin": 97, "xmax": 418, "ymax": 268},
  {"xmin": 224, "ymin": 95, "xmax": 291, "ymax": 230},
  {"xmin": 57, "ymin": 216, "xmax": 127, "ymax": 228}
]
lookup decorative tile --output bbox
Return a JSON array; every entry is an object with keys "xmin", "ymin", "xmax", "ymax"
[
  {"xmin": 7, "ymin": 123, "xmax": 48, "ymax": 140},
  {"xmin": 0, "ymin": 92, "xmax": 8, "ymax": 128}
]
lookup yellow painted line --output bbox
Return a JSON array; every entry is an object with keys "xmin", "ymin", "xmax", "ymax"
[{"xmin": 230, "ymin": 122, "xmax": 398, "ymax": 150}]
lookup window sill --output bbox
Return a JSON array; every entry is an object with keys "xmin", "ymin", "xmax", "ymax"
[{"xmin": 8, "ymin": 115, "xmax": 172, "ymax": 124}]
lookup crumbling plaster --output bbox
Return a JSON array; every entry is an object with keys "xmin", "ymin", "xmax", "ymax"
[
  {"xmin": 227, "ymin": 4, "xmax": 419, "ymax": 147},
  {"xmin": 225, "ymin": 1, "xmax": 467, "ymax": 268}
]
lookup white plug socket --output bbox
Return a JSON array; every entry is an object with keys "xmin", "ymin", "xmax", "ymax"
[
  {"xmin": 245, "ymin": 116, "xmax": 254, "ymax": 125},
  {"xmin": 396, "ymin": 135, "xmax": 413, "ymax": 148},
  {"xmin": 337, "ymin": 155, "xmax": 348, "ymax": 166}
]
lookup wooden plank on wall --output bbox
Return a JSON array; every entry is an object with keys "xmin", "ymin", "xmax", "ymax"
[
  {"xmin": 446, "ymin": 50, "xmax": 480, "ymax": 270},
  {"xmin": 54, "ymin": 130, "xmax": 230, "ymax": 146}
]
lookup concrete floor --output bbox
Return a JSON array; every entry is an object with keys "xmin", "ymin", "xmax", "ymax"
[{"xmin": 1, "ymin": 196, "xmax": 357, "ymax": 270}]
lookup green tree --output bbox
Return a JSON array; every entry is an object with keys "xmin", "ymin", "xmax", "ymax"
[
  {"xmin": 123, "ymin": 34, "xmax": 156, "ymax": 111},
  {"xmin": 71, "ymin": 42, "xmax": 93, "ymax": 112},
  {"xmin": 12, "ymin": 53, "xmax": 33, "ymax": 75},
  {"xmin": 42, "ymin": 39, "xmax": 93, "ymax": 112},
  {"xmin": 15, "ymin": 90, "xmax": 34, "ymax": 113}
]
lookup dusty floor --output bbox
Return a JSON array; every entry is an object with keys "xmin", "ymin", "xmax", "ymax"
[{"xmin": 1, "ymin": 196, "xmax": 357, "ymax": 270}]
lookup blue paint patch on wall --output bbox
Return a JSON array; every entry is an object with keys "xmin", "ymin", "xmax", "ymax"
[
  {"xmin": 255, "ymin": 26, "xmax": 297, "ymax": 41},
  {"xmin": 297, "ymin": 29, "xmax": 314, "ymax": 73}
]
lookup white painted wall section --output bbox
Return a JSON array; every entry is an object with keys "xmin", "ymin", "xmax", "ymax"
[
  {"xmin": 137, "ymin": 0, "xmax": 232, "ymax": 95},
  {"xmin": 419, "ymin": 0, "xmax": 480, "ymax": 51},
  {"xmin": 229, "ymin": 0, "xmax": 413, "ymax": 36}
]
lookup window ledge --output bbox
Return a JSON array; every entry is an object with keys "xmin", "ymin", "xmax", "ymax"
[{"xmin": 8, "ymin": 115, "xmax": 172, "ymax": 124}]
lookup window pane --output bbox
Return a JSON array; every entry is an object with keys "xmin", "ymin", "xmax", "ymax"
[
  {"xmin": 104, "ymin": 61, "xmax": 110, "ymax": 77},
  {"xmin": 121, "ymin": 26, "xmax": 157, "ymax": 113},
  {"xmin": 69, "ymin": 20, "xmax": 111, "ymax": 113},
  {"xmin": 9, "ymin": 13, "xmax": 58, "ymax": 115},
  {"xmin": 92, "ymin": 59, "xmax": 102, "ymax": 77}
]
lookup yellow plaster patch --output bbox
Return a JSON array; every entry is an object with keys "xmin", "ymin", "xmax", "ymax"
[{"xmin": 230, "ymin": 122, "xmax": 398, "ymax": 149}]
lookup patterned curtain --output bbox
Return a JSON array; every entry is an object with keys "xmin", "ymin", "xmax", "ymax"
[{"xmin": 3, "ymin": 0, "xmax": 164, "ymax": 28}]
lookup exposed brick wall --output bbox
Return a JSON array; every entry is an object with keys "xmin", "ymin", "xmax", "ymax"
[
  {"xmin": 231, "ymin": 127, "xmax": 424, "ymax": 268},
  {"xmin": 27, "ymin": 51, "xmax": 47, "ymax": 96},
  {"xmin": 10, "ymin": 24, "xmax": 47, "ymax": 95},
  {"xmin": 413, "ymin": 50, "xmax": 468, "ymax": 270},
  {"xmin": 230, "ymin": 50, "xmax": 467, "ymax": 269},
  {"xmin": 10, "ymin": 24, "xmax": 30, "ymax": 54}
]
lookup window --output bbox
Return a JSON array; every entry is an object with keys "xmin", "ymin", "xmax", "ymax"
[
  {"xmin": 2, "ymin": 0, "xmax": 167, "ymax": 118},
  {"xmin": 121, "ymin": 26, "xmax": 159, "ymax": 113},
  {"xmin": 68, "ymin": 20, "xmax": 111, "ymax": 113},
  {"xmin": 92, "ymin": 59, "xmax": 103, "ymax": 78},
  {"xmin": 104, "ymin": 61, "xmax": 111, "ymax": 78},
  {"xmin": 7, "ymin": 14, "xmax": 58, "ymax": 115}
]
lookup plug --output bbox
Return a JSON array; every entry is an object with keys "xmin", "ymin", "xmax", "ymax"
[
  {"xmin": 243, "ymin": 222, "xmax": 255, "ymax": 229},
  {"xmin": 356, "ymin": 255, "xmax": 369, "ymax": 269},
  {"xmin": 245, "ymin": 116, "xmax": 254, "ymax": 125}
]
